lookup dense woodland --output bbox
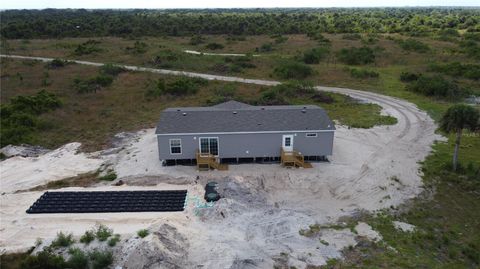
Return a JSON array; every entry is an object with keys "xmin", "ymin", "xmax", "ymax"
[{"xmin": 1, "ymin": 8, "xmax": 480, "ymax": 38}]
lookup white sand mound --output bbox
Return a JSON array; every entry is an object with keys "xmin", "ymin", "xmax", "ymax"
[
  {"xmin": 393, "ymin": 221, "xmax": 416, "ymax": 232},
  {"xmin": 355, "ymin": 222, "xmax": 382, "ymax": 242},
  {"xmin": 0, "ymin": 143, "xmax": 102, "ymax": 193}
]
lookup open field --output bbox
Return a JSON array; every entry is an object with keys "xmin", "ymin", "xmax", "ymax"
[{"xmin": 1, "ymin": 8, "xmax": 480, "ymax": 269}]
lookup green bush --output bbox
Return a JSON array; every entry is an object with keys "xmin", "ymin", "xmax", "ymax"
[
  {"xmin": 67, "ymin": 248, "xmax": 88, "ymax": 269},
  {"xmin": 89, "ymin": 250, "xmax": 113, "ymax": 269},
  {"xmin": 396, "ymin": 38, "xmax": 430, "ymax": 53},
  {"xmin": 256, "ymin": 43, "xmax": 274, "ymax": 52},
  {"xmin": 337, "ymin": 47, "xmax": 375, "ymax": 65},
  {"xmin": 99, "ymin": 172, "xmax": 117, "ymax": 181},
  {"xmin": 273, "ymin": 35, "xmax": 288, "ymax": 44},
  {"xmin": 73, "ymin": 40, "xmax": 101, "ymax": 56},
  {"xmin": 406, "ymin": 75, "xmax": 464, "ymax": 99},
  {"xmin": 0, "ymin": 90, "xmax": 61, "ymax": 146},
  {"xmin": 73, "ymin": 75, "xmax": 113, "ymax": 94},
  {"xmin": 147, "ymin": 77, "xmax": 207, "ymax": 97},
  {"xmin": 302, "ymin": 47, "xmax": 330, "ymax": 64},
  {"xmin": 400, "ymin": 71, "xmax": 421, "ymax": 82},
  {"xmin": 257, "ymin": 81, "xmax": 315, "ymax": 105},
  {"xmin": 307, "ymin": 32, "xmax": 330, "ymax": 43},
  {"xmin": 95, "ymin": 225, "xmax": 113, "ymax": 241},
  {"xmin": 429, "ymin": 62, "xmax": 480, "ymax": 80},
  {"xmin": 46, "ymin": 58, "xmax": 66, "ymax": 69},
  {"xmin": 273, "ymin": 62, "xmax": 314, "ymax": 79},
  {"xmin": 51, "ymin": 232, "xmax": 75, "ymax": 248},
  {"xmin": 459, "ymin": 40, "xmax": 480, "ymax": 60},
  {"xmin": 205, "ymin": 42, "xmax": 224, "ymax": 50},
  {"xmin": 100, "ymin": 64, "xmax": 126, "ymax": 76},
  {"xmin": 137, "ymin": 229, "xmax": 149, "ymax": 238},
  {"xmin": 348, "ymin": 68, "xmax": 379, "ymax": 79},
  {"xmin": 107, "ymin": 234, "xmax": 121, "ymax": 247},
  {"xmin": 80, "ymin": 230, "xmax": 95, "ymax": 245},
  {"xmin": 189, "ymin": 35, "xmax": 205, "ymax": 45},
  {"xmin": 125, "ymin": 41, "xmax": 147, "ymax": 54},
  {"xmin": 20, "ymin": 250, "xmax": 67, "ymax": 269}
]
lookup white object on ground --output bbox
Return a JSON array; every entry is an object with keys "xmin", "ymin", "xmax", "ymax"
[
  {"xmin": 355, "ymin": 222, "xmax": 382, "ymax": 242},
  {"xmin": 393, "ymin": 221, "xmax": 416, "ymax": 232}
]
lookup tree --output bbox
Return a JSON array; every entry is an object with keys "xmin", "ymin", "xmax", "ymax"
[{"xmin": 440, "ymin": 104, "xmax": 479, "ymax": 171}]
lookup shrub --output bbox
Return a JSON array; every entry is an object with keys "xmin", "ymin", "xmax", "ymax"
[
  {"xmin": 256, "ymin": 43, "xmax": 274, "ymax": 52},
  {"xmin": 95, "ymin": 225, "xmax": 113, "ymax": 241},
  {"xmin": 406, "ymin": 75, "xmax": 464, "ymax": 99},
  {"xmin": 73, "ymin": 75, "xmax": 113, "ymax": 94},
  {"xmin": 137, "ymin": 229, "xmax": 149, "ymax": 238},
  {"xmin": 166, "ymin": 77, "xmax": 207, "ymax": 96},
  {"xmin": 273, "ymin": 62, "xmax": 314, "ymax": 79},
  {"xmin": 67, "ymin": 248, "xmax": 88, "ymax": 269},
  {"xmin": 20, "ymin": 250, "xmax": 67, "ymax": 269},
  {"xmin": 459, "ymin": 40, "xmax": 480, "ymax": 60},
  {"xmin": 396, "ymin": 38, "xmax": 430, "ymax": 53},
  {"xmin": 273, "ymin": 35, "xmax": 288, "ymax": 44},
  {"xmin": 51, "ymin": 231, "xmax": 75, "ymax": 248},
  {"xmin": 223, "ymin": 56, "xmax": 256, "ymax": 73},
  {"xmin": 125, "ymin": 41, "xmax": 147, "ymax": 54},
  {"xmin": 337, "ymin": 47, "xmax": 375, "ymax": 65},
  {"xmin": 107, "ymin": 234, "xmax": 121, "ymax": 247},
  {"xmin": 89, "ymin": 250, "xmax": 113, "ymax": 269},
  {"xmin": 400, "ymin": 72, "xmax": 421, "ymax": 82},
  {"xmin": 189, "ymin": 35, "xmax": 205, "ymax": 45},
  {"xmin": 80, "ymin": 230, "xmax": 95, "ymax": 245},
  {"xmin": 429, "ymin": 62, "xmax": 480, "ymax": 80},
  {"xmin": 348, "ymin": 68, "xmax": 379, "ymax": 79},
  {"xmin": 307, "ymin": 32, "xmax": 330, "ymax": 43},
  {"xmin": 99, "ymin": 172, "xmax": 117, "ymax": 181},
  {"xmin": 257, "ymin": 81, "xmax": 315, "ymax": 105},
  {"xmin": 73, "ymin": 40, "xmax": 101, "ymax": 55},
  {"xmin": 302, "ymin": 47, "xmax": 330, "ymax": 64},
  {"xmin": 46, "ymin": 58, "xmax": 66, "ymax": 69},
  {"xmin": 100, "ymin": 63, "xmax": 126, "ymax": 76},
  {"xmin": 205, "ymin": 42, "xmax": 224, "ymax": 50}
]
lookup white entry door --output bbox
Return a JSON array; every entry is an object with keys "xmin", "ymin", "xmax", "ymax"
[{"xmin": 282, "ymin": 135, "xmax": 294, "ymax": 151}]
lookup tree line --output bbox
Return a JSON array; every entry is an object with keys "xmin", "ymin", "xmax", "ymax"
[{"xmin": 1, "ymin": 8, "xmax": 479, "ymax": 38}]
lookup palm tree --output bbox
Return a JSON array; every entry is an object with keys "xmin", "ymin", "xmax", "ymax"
[{"xmin": 440, "ymin": 104, "xmax": 479, "ymax": 171}]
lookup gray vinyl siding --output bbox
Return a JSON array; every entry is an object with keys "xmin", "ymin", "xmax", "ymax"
[{"xmin": 157, "ymin": 131, "xmax": 334, "ymax": 160}]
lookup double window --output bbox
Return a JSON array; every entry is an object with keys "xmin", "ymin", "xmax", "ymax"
[
  {"xmin": 199, "ymin": 137, "xmax": 219, "ymax": 156},
  {"xmin": 169, "ymin": 139, "xmax": 182, "ymax": 154}
]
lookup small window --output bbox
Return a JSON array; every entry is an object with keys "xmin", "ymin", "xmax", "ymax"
[
  {"xmin": 306, "ymin": 133, "xmax": 317, "ymax": 137},
  {"xmin": 284, "ymin": 137, "xmax": 291, "ymax": 146},
  {"xmin": 170, "ymin": 139, "xmax": 182, "ymax": 154}
]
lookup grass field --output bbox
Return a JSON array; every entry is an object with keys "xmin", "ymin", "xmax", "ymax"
[
  {"xmin": 1, "ymin": 33, "xmax": 479, "ymax": 268},
  {"xmin": 0, "ymin": 58, "xmax": 395, "ymax": 151}
]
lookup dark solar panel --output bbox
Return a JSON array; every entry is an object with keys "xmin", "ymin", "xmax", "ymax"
[{"xmin": 26, "ymin": 190, "xmax": 187, "ymax": 214}]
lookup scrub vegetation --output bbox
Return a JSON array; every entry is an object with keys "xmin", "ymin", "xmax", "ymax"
[{"xmin": 0, "ymin": 8, "xmax": 479, "ymax": 269}]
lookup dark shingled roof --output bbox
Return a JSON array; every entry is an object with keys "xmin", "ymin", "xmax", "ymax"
[{"xmin": 155, "ymin": 100, "xmax": 335, "ymax": 134}]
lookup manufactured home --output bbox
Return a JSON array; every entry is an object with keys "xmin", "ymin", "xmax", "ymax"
[{"xmin": 155, "ymin": 101, "xmax": 335, "ymax": 170}]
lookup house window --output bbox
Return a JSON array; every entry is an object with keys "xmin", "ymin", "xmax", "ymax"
[
  {"xmin": 284, "ymin": 137, "xmax": 291, "ymax": 146},
  {"xmin": 306, "ymin": 133, "xmax": 317, "ymax": 137},
  {"xmin": 170, "ymin": 139, "xmax": 182, "ymax": 154}
]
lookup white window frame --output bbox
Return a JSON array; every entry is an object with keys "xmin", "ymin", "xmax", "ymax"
[
  {"xmin": 198, "ymin": 137, "xmax": 219, "ymax": 157},
  {"xmin": 306, "ymin": 133, "xmax": 318, "ymax": 137},
  {"xmin": 169, "ymin": 139, "xmax": 182, "ymax": 155}
]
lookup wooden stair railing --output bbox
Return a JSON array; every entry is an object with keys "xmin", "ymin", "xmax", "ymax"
[
  {"xmin": 196, "ymin": 150, "xmax": 228, "ymax": 171},
  {"xmin": 280, "ymin": 148, "xmax": 313, "ymax": 168}
]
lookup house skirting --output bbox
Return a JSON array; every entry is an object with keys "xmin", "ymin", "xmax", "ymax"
[{"xmin": 162, "ymin": 156, "xmax": 328, "ymax": 166}]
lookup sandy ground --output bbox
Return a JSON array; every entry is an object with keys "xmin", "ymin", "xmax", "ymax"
[{"xmin": 0, "ymin": 54, "xmax": 443, "ymax": 267}]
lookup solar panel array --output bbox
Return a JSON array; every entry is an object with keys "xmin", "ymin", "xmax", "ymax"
[{"xmin": 26, "ymin": 190, "xmax": 187, "ymax": 214}]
